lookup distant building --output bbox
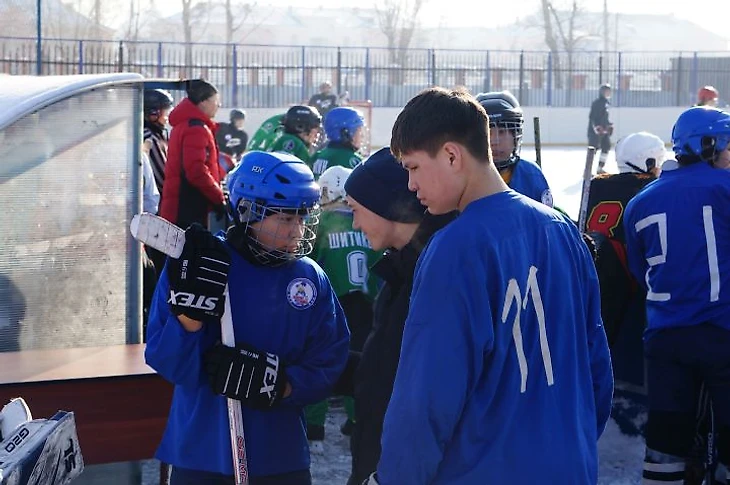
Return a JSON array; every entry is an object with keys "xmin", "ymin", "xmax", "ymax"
[{"xmin": 0, "ymin": 0, "xmax": 114, "ymax": 40}]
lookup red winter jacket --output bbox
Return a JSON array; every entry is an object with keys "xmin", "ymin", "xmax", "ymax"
[{"xmin": 160, "ymin": 98, "xmax": 224, "ymax": 229}]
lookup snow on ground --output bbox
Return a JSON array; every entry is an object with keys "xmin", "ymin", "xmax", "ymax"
[
  {"xmin": 312, "ymin": 402, "xmax": 647, "ymax": 484},
  {"xmin": 537, "ymin": 145, "xmax": 620, "ymax": 221}
]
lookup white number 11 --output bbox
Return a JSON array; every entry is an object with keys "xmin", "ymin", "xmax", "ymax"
[{"xmin": 501, "ymin": 266, "xmax": 554, "ymax": 394}]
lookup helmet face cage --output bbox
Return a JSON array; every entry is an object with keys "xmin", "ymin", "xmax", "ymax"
[
  {"xmin": 234, "ymin": 199, "xmax": 320, "ymax": 266},
  {"xmin": 489, "ymin": 119, "xmax": 523, "ymax": 170}
]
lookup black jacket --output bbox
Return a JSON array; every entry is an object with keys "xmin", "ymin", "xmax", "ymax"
[
  {"xmin": 346, "ymin": 212, "xmax": 456, "ymax": 485},
  {"xmin": 587, "ymin": 96, "xmax": 611, "ymax": 135},
  {"xmin": 215, "ymin": 122, "xmax": 248, "ymax": 158}
]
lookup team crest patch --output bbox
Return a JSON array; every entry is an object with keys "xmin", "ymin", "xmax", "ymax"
[
  {"xmin": 286, "ymin": 278, "xmax": 317, "ymax": 310},
  {"xmin": 283, "ymin": 139, "xmax": 296, "ymax": 152}
]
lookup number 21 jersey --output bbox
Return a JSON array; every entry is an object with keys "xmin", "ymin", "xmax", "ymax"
[{"xmin": 624, "ymin": 162, "xmax": 730, "ymax": 334}]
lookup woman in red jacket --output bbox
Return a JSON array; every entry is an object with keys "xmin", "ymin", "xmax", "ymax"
[{"xmin": 161, "ymin": 80, "xmax": 225, "ymax": 230}]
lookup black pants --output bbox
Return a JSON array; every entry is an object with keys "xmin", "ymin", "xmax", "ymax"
[
  {"xmin": 587, "ymin": 131, "xmax": 611, "ymax": 154},
  {"xmin": 339, "ymin": 292, "xmax": 373, "ymax": 353},
  {"xmin": 171, "ymin": 467, "xmax": 311, "ymax": 485},
  {"xmin": 644, "ymin": 324, "xmax": 730, "ymax": 466}
]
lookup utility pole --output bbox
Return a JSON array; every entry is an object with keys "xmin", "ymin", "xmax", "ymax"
[
  {"xmin": 603, "ymin": 0, "xmax": 609, "ymax": 52},
  {"xmin": 36, "ymin": 0, "xmax": 42, "ymax": 75}
]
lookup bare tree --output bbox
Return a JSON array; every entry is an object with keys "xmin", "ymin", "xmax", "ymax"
[
  {"xmin": 224, "ymin": 0, "xmax": 256, "ymax": 44},
  {"xmin": 180, "ymin": 0, "xmax": 211, "ymax": 75},
  {"xmin": 540, "ymin": 0, "xmax": 598, "ymax": 100},
  {"xmin": 123, "ymin": 0, "xmax": 154, "ymax": 42},
  {"xmin": 374, "ymin": 0, "xmax": 426, "ymax": 86}
]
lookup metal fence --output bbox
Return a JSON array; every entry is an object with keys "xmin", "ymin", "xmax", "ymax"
[{"xmin": 2, "ymin": 36, "xmax": 730, "ymax": 108}]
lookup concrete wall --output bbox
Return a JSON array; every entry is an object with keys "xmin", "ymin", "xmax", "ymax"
[{"xmin": 221, "ymin": 107, "xmax": 687, "ymax": 150}]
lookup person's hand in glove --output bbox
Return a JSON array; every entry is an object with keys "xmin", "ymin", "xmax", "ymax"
[
  {"xmin": 167, "ymin": 223, "xmax": 231, "ymax": 327},
  {"xmin": 204, "ymin": 342, "xmax": 291, "ymax": 410}
]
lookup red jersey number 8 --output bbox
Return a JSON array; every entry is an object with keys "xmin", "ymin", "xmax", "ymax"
[{"xmin": 586, "ymin": 201, "xmax": 623, "ymax": 238}]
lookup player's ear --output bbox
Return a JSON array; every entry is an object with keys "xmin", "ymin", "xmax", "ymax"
[{"xmin": 442, "ymin": 142, "xmax": 462, "ymax": 170}]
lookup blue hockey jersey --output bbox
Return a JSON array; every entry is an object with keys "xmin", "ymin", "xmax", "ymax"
[
  {"xmin": 145, "ymin": 244, "xmax": 349, "ymax": 477},
  {"xmin": 376, "ymin": 191, "xmax": 613, "ymax": 485},
  {"xmin": 624, "ymin": 162, "xmax": 730, "ymax": 338},
  {"xmin": 508, "ymin": 158, "xmax": 553, "ymax": 207}
]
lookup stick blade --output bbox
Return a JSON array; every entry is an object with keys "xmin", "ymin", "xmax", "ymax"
[{"xmin": 130, "ymin": 213, "xmax": 186, "ymax": 259}]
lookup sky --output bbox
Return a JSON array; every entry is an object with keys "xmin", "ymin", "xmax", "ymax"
[{"xmin": 150, "ymin": 0, "xmax": 729, "ymax": 39}]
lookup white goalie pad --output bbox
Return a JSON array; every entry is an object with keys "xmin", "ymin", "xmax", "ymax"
[{"xmin": 0, "ymin": 409, "xmax": 83, "ymax": 485}]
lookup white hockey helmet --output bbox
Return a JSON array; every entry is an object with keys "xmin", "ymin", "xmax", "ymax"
[
  {"xmin": 615, "ymin": 131, "xmax": 666, "ymax": 174},
  {"xmin": 319, "ymin": 165, "xmax": 353, "ymax": 205}
]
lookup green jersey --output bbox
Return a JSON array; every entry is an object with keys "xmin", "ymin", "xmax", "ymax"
[
  {"xmin": 268, "ymin": 133, "xmax": 311, "ymax": 162},
  {"xmin": 247, "ymin": 114, "xmax": 284, "ymax": 151},
  {"xmin": 309, "ymin": 145, "xmax": 363, "ymax": 179},
  {"xmin": 313, "ymin": 208, "xmax": 380, "ymax": 300}
]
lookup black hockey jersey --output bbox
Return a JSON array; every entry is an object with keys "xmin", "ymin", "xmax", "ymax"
[{"xmin": 586, "ymin": 172, "xmax": 655, "ymax": 346}]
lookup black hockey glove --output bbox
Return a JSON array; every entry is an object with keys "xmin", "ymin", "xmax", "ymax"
[
  {"xmin": 167, "ymin": 223, "xmax": 230, "ymax": 321},
  {"xmin": 204, "ymin": 342, "xmax": 288, "ymax": 410}
]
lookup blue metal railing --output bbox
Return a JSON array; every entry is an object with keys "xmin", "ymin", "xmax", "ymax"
[{"xmin": 2, "ymin": 36, "xmax": 730, "ymax": 108}]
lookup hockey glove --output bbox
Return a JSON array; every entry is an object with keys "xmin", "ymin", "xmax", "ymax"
[
  {"xmin": 204, "ymin": 342, "xmax": 288, "ymax": 410},
  {"xmin": 167, "ymin": 223, "xmax": 230, "ymax": 321}
]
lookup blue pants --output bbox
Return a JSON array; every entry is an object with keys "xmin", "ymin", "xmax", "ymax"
[
  {"xmin": 644, "ymin": 323, "xmax": 730, "ymax": 465},
  {"xmin": 170, "ymin": 467, "xmax": 312, "ymax": 485}
]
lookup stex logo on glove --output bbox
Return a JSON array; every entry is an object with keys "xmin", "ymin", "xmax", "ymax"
[
  {"xmin": 168, "ymin": 291, "xmax": 219, "ymax": 311},
  {"xmin": 261, "ymin": 353, "xmax": 280, "ymax": 402}
]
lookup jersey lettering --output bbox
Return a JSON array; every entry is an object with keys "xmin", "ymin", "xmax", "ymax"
[
  {"xmin": 634, "ymin": 206, "xmax": 720, "ymax": 302},
  {"xmin": 346, "ymin": 250, "xmax": 368, "ymax": 288},
  {"xmin": 501, "ymin": 266, "xmax": 554, "ymax": 393},
  {"xmin": 328, "ymin": 231, "xmax": 372, "ymax": 249},
  {"xmin": 168, "ymin": 291, "xmax": 219, "ymax": 310},
  {"xmin": 587, "ymin": 200, "xmax": 623, "ymax": 238}
]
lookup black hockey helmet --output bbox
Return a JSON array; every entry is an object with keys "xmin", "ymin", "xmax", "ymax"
[
  {"xmin": 144, "ymin": 89, "xmax": 174, "ymax": 116},
  {"xmin": 283, "ymin": 105, "xmax": 322, "ymax": 135},
  {"xmin": 476, "ymin": 91, "xmax": 524, "ymax": 169},
  {"xmin": 230, "ymin": 108, "xmax": 246, "ymax": 122}
]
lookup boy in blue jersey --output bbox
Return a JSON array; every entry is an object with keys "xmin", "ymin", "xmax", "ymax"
[
  {"xmin": 365, "ymin": 87, "xmax": 612, "ymax": 485},
  {"xmin": 477, "ymin": 90, "xmax": 553, "ymax": 206},
  {"xmin": 624, "ymin": 106, "xmax": 730, "ymax": 484},
  {"xmin": 145, "ymin": 151, "xmax": 349, "ymax": 485}
]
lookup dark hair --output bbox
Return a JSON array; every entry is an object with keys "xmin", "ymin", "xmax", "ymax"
[
  {"xmin": 186, "ymin": 79, "xmax": 218, "ymax": 104},
  {"xmin": 390, "ymin": 87, "xmax": 490, "ymax": 162}
]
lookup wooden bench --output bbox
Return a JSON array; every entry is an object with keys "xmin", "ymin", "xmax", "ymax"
[{"xmin": 0, "ymin": 344, "xmax": 173, "ymax": 465}]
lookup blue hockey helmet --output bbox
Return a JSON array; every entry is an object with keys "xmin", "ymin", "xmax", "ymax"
[
  {"xmin": 672, "ymin": 106, "xmax": 730, "ymax": 162},
  {"xmin": 225, "ymin": 151, "xmax": 320, "ymax": 264},
  {"xmin": 324, "ymin": 107, "xmax": 365, "ymax": 144}
]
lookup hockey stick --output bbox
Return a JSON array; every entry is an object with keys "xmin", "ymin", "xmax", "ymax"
[
  {"xmin": 578, "ymin": 146, "xmax": 597, "ymax": 232},
  {"xmin": 130, "ymin": 213, "xmax": 249, "ymax": 485},
  {"xmin": 533, "ymin": 116, "xmax": 542, "ymax": 168}
]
